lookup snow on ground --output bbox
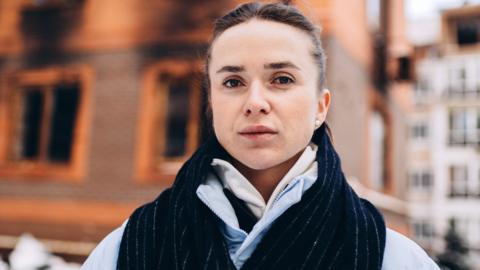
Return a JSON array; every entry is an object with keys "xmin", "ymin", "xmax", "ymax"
[
  {"xmin": 1, "ymin": 234, "xmax": 80, "ymax": 270},
  {"xmin": 0, "ymin": 257, "xmax": 8, "ymax": 270}
]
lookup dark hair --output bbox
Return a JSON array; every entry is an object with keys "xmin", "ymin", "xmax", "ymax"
[{"xmin": 203, "ymin": 1, "xmax": 332, "ymax": 142}]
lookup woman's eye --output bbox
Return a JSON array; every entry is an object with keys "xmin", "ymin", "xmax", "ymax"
[
  {"xmin": 223, "ymin": 79, "xmax": 243, "ymax": 88},
  {"xmin": 272, "ymin": 76, "xmax": 294, "ymax": 85}
]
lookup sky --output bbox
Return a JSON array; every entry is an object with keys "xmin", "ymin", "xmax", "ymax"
[{"xmin": 406, "ymin": 0, "xmax": 480, "ymax": 19}]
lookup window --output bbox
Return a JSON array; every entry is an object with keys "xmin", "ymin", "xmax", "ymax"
[
  {"xmin": 154, "ymin": 74, "xmax": 197, "ymax": 161},
  {"xmin": 446, "ymin": 61, "xmax": 480, "ymax": 99},
  {"xmin": 409, "ymin": 170, "xmax": 433, "ymax": 192},
  {"xmin": 136, "ymin": 60, "xmax": 202, "ymax": 184},
  {"xmin": 410, "ymin": 122, "xmax": 429, "ymax": 141},
  {"xmin": 397, "ymin": 56, "xmax": 411, "ymax": 81},
  {"xmin": 449, "ymin": 165, "xmax": 469, "ymax": 197},
  {"xmin": 413, "ymin": 72, "xmax": 430, "ymax": 105},
  {"xmin": 11, "ymin": 84, "xmax": 79, "ymax": 163},
  {"xmin": 415, "ymin": 79, "xmax": 429, "ymax": 96},
  {"xmin": 448, "ymin": 108, "xmax": 480, "ymax": 146},
  {"xmin": 446, "ymin": 65, "xmax": 468, "ymax": 98},
  {"xmin": 0, "ymin": 67, "xmax": 91, "ymax": 181},
  {"xmin": 412, "ymin": 220, "xmax": 434, "ymax": 242},
  {"xmin": 456, "ymin": 18, "xmax": 480, "ymax": 46}
]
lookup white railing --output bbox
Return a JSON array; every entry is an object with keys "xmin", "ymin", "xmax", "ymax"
[
  {"xmin": 444, "ymin": 86, "xmax": 480, "ymax": 100},
  {"xmin": 448, "ymin": 129, "xmax": 480, "ymax": 146}
]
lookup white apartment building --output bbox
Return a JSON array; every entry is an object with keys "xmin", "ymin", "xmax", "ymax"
[{"xmin": 407, "ymin": 6, "xmax": 480, "ymax": 265}]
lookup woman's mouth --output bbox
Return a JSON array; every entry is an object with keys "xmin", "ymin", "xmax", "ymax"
[
  {"xmin": 238, "ymin": 125, "xmax": 278, "ymax": 141},
  {"xmin": 240, "ymin": 133, "xmax": 276, "ymax": 140}
]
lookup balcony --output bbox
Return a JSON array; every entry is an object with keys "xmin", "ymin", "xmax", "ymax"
[
  {"xmin": 444, "ymin": 86, "xmax": 480, "ymax": 100},
  {"xmin": 448, "ymin": 129, "xmax": 480, "ymax": 147}
]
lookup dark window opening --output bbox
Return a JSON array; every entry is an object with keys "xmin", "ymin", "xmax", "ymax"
[
  {"xmin": 456, "ymin": 19, "xmax": 480, "ymax": 46},
  {"xmin": 148, "ymin": 67, "xmax": 202, "ymax": 177},
  {"xmin": 48, "ymin": 84, "xmax": 80, "ymax": 162},
  {"xmin": 21, "ymin": 89, "xmax": 44, "ymax": 159},
  {"xmin": 397, "ymin": 56, "xmax": 411, "ymax": 81},
  {"xmin": 164, "ymin": 79, "xmax": 190, "ymax": 158},
  {"xmin": 13, "ymin": 82, "xmax": 80, "ymax": 164}
]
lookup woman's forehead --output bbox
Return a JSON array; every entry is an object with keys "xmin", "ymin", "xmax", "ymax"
[{"xmin": 209, "ymin": 19, "xmax": 316, "ymax": 71}]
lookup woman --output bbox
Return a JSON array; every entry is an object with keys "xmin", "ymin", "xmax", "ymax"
[{"xmin": 82, "ymin": 2, "xmax": 439, "ymax": 269}]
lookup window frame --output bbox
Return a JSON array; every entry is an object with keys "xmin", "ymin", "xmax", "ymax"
[
  {"xmin": 455, "ymin": 17, "xmax": 480, "ymax": 46},
  {"xmin": 411, "ymin": 219, "xmax": 434, "ymax": 243},
  {"xmin": 410, "ymin": 121, "xmax": 429, "ymax": 141},
  {"xmin": 0, "ymin": 66, "xmax": 92, "ymax": 182},
  {"xmin": 409, "ymin": 169, "xmax": 433, "ymax": 192},
  {"xmin": 449, "ymin": 165, "xmax": 470, "ymax": 197},
  {"xmin": 448, "ymin": 107, "xmax": 480, "ymax": 146},
  {"xmin": 135, "ymin": 59, "xmax": 202, "ymax": 185}
]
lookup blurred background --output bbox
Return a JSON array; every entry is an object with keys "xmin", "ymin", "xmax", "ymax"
[{"xmin": 0, "ymin": 0, "xmax": 479, "ymax": 269}]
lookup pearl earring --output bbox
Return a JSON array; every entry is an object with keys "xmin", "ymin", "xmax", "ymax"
[{"xmin": 315, "ymin": 119, "xmax": 321, "ymax": 129}]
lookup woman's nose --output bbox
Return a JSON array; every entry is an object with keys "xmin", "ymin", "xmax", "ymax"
[{"xmin": 242, "ymin": 81, "xmax": 271, "ymax": 116}]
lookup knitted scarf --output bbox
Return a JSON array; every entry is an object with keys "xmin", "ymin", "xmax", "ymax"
[{"xmin": 117, "ymin": 126, "xmax": 386, "ymax": 270}]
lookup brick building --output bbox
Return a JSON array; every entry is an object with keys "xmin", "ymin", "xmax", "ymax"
[{"xmin": 0, "ymin": 0, "xmax": 412, "ymax": 262}]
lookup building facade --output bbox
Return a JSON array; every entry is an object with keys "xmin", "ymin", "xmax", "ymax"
[
  {"xmin": 0, "ymin": 0, "xmax": 411, "ymax": 262},
  {"xmin": 406, "ymin": 4, "xmax": 480, "ymax": 267}
]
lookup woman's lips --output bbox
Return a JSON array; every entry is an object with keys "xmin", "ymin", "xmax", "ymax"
[
  {"xmin": 239, "ymin": 125, "xmax": 277, "ymax": 133},
  {"xmin": 239, "ymin": 133, "xmax": 276, "ymax": 141},
  {"xmin": 238, "ymin": 125, "xmax": 278, "ymax": 141}
]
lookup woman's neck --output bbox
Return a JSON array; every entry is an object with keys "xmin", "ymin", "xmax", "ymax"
[{"xmin": 232, "ymin": 151, "xmax": 304, "ymax": 202}]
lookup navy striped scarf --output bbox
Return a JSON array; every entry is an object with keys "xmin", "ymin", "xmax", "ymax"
[{"xmin": 117, "ymin": 126, "xmax": 386, "ymax": 269}]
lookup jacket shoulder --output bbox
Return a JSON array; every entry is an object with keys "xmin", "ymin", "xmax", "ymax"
[
  {"xmin": 81, "ymin": 220, "xmax": 127, "ymax": 269},
  {"xmin": 81, "ymin": 188, "xmax": 172, "ymax": 269},
  {"xmin": 382, "ymin": 228, "xmax": 440, "ymax": 270}
]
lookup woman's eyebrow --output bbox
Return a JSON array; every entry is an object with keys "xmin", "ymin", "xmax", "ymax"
[
  {"xmin": 216, "ymin": 65, "xmax": 245, "ymax": 74},
  {"xmin": 264, "ymin": 61, "xmax": 300, "ymax": 70}
]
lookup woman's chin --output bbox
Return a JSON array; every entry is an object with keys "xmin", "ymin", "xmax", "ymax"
[
  {"xmin": 233, "ymin": 154, "xmax": 290, "ymax": 171},
  {"xmin": 241, "ymin": 161, "xmax": 278, "ymax": 171}
]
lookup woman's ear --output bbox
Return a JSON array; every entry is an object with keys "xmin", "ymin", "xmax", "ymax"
[{"xmin": 316, "ymin": 88, "xmax": 331, "ymax": 123}]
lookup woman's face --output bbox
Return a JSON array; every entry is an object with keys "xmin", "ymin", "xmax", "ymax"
[{"xmin": 208, "ymin": 19, "xmax": 330, "ymax": 171}]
